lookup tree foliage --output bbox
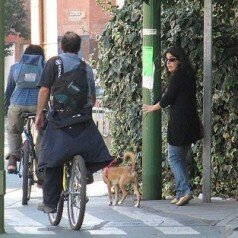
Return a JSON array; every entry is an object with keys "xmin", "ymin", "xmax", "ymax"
[
  {"xmin": 4, "ymin": 0, "xmax": 30, "ymax": 54},
  {"xmin": 97, "ymin": 0, "xmax": 143, "ymax": 157},
  {"xmin": 96, "ymin": 0, "xmax": 238, "ymax": 197}
]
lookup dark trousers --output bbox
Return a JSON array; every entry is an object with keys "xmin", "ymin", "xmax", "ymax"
[
  {"xmin": 42, "ymin": 160, "xmax": 111, "ymax": 208},
  {"xmin": 43, "ymin": 166, "xmax": 63, "ymax": 209}
]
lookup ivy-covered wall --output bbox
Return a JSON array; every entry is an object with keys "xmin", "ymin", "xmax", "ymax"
[{"xmin": 96, "ymin": 0, "xmax": 238, "ymax": 198}]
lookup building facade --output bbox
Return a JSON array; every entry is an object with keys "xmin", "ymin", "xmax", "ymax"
[
  {"xmin": 56, "ymin": 0, "xmax": 112, "ymax": 61},
  {"xmin": 5, "ymin": 0, "xmax": 122, "ymax": 84},
  {"xmin": 31, "ymin": 0, "xmax": 114, "ymax": 61}
]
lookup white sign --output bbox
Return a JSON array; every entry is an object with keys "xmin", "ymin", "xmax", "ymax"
[
  {"xmin": 142, "ymin": 63, "xmax": 155, "ymax": 89},
  {"xmin": 68, "ymin": 10, "xmax": 85, "ymax": 21},
  {"xmin": 142, "ymin": 76, "xmax": 154, "ymax": 90},
  {"xmin": 143, "ymin": 29, "xmax": 157, "ymax": 36}
]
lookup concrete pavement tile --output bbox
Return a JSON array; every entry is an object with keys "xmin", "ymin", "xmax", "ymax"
[{"xmin": 142, "ymin": 199, "xmax": 238, "ymax": 224}]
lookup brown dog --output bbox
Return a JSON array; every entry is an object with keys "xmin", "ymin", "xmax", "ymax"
[{"xmin": 102, "ymin": 152, "xmax": 141, "ymax": 207}]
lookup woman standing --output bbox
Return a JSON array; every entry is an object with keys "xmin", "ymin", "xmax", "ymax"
[{"xmin": 142, "ymin": 46, "xmax": 202, "ymax": 206}]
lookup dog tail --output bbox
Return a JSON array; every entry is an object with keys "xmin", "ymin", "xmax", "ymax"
[{"xmin": 124, "ymin": 151, "xmax": 135, "ymax": 171}]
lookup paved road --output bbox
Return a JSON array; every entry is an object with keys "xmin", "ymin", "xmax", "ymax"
[
  {"xmin": 2, "ymin": 124, "xmax": 230, "ymax": 237},
  {"xmin": 4, "ymin": 173, "xmax": 222, "ymax": 238}
]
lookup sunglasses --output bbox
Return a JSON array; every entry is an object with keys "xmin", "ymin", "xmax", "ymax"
[{"xmin": 165, "ymin": 57, "xmax": 178, "ymax": 63}]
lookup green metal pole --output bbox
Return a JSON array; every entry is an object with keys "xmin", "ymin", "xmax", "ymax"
[
  {"xmin": 0, "ymin": 0, "xmax": 6, "ymax": 233},
  {"xmin": 202, "ymin": 0, "xmax": 212, "ymax": 203},
  {"xmin": 142, "ymin": 0, "xmax": 162, "ymax": 200}
]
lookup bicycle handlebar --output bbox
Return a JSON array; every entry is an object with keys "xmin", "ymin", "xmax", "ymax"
[{"xmin": 21, "ymin": 112, "xmax": 36, "ymax": 119}]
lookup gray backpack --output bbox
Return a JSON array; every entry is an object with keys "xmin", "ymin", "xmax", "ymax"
[{"xmin": 14, "ymin": 54, "xmax": 44, "ymax": 88}]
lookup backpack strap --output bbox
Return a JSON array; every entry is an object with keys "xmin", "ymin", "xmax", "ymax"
[
  {"xmin": 53, "ymin": 56, "xmax": 86, "ymax": 80},
  {"xmin": 54, "ymin": 56, "xmax": 64, "ymax": 79},
  {"xmin": 49, "ymin": 56, "xmax": 64, "ymax": 107}
]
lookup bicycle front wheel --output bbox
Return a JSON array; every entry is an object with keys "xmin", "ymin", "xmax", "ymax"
[
  {"xmin": 48, "ymin": 193, "xmax": 64, "ymax": 226},
  {"xmin": 22, "ymin": 141, "xmax": 33, "ymax": 205},
  {"xmin": 67, "ymin": 155, "xmax": 87, "ymax": 230}
]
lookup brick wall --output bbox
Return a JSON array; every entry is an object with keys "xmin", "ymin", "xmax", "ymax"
[
  {"xmin": 57, "ymin": 0, "xmax": 111, "ymax": 61},
  {"xmin": 6, "ymin": 0, "xmax": 113, "ymax": 62}
]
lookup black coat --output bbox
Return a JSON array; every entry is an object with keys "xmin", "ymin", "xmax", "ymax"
[
  {"xmin": 160, "ymin": 70, "xmax": 202, "ymax": 146},
  {"xmin": 39, "ymin": 119, "xmax": 112, "ymax": 169}
]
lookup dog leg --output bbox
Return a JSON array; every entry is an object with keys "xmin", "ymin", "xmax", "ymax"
[
  {"xmin": 118, "ymin": 181, "xmax": 128, "ymax": 205},
  {"xmin": 132, "ymin": 179, "xmax": 141, "ymax": 207},
  {"xmin": 114, "ymin": 185, "xmax": 119, "ymax": 205},
  {"xmin": 107, "ymin": 183, "xmax": 113, "ymax": 206}
]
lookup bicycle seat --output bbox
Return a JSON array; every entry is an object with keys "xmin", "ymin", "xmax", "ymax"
[{"xmin": 21, "ymin": 112, "xmax": 36, "ymax": 119}]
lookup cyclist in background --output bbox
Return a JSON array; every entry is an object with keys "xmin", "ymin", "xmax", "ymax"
[
  {"xmin": 35, "ymin": 31, "xmax": 112, "ymax": 213},
  {"xmin": 5, "ymin": 44, "xmax": 45, "ymax": 186}
]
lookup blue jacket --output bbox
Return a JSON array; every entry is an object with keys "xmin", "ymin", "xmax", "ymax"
[{"xmin": 4, "ymin": 57, "xmax": 44, "ymax": 115}]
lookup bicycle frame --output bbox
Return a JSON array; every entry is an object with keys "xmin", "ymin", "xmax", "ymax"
[
  {"xmin": 18, "ymin": 116, "xmax": 36, "ymax": 178},
  {"xmin": 63, "ymin": 166, "xmax": 67, "ymax": 191},
  {"xmin": 63, "ymin": 163, "xmax": 71, "ymax": 194},
  {"xmin": 23, "ymin": 117, "xmax": 35, "ymax": 157}
]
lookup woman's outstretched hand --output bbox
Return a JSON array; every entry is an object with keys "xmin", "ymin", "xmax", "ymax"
[
  {"xmin": 142, "ymin": 104, "xmax": 155, "ymax": 113},
  {"xmin": 142, "ymin": 102, "xmax": 161, "ymax": 113}
]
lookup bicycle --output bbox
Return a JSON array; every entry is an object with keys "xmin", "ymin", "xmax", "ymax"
[
  {"xmin": 48, "ymin": 155, "xmax": 87, "ymax": 230},
  {"xmin": 18, "ymin": 112, "xmax": 39, "ymax": 205}
]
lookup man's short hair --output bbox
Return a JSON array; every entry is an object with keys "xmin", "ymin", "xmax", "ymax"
[{"xmin": 61, "ymin": 31, "xmax": 81, "ymax": 53}]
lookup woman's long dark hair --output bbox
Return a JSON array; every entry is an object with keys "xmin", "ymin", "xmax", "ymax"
[
  {"xmin": 24, "ymin": 44, "xmax": 45, "ymax": 60},
  {"xmin": 163, "ymin": 46, "xmax": 196, "ymax": 78}
]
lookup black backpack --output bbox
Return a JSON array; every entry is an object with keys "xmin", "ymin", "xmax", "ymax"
[
  {"xmin": 51, "ymin": 56, "xmax": 88, "ymax": 112},
  {"xmin": 47, "ymin": 56, "xmax": 91, "ymax": 130}
]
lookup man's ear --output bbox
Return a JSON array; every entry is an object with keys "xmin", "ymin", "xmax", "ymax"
[{"xmin": 60, "ymin": 43, "xmax": 64, "ymax": 52}]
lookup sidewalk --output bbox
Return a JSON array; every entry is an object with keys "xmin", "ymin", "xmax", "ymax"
[
  {"xmin": 142, "ymin": 197, "xmax": 238, "ymax": 237},
  {"xmin": 3, "ymin": 162, "xmax": 238, "ymax": 237},
  {"xmin": 91, "ymin": 173, "xmax": 238, "ymax": 237}
]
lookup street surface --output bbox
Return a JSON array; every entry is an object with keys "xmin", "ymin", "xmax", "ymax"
[
  {"xmin": 3, "ymin": 125, "xmax": 235, "ymax": 237},
  {"xmin": 4, "ymin": 171, "xmax": 223, "ymax": 238}
]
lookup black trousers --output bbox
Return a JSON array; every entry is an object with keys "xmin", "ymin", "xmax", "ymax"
[
  {"xmin": 43, "ymin": 166, "xmax": 63, "ymax": 209},
  {"xmin": 42, "ymin": 160, "xmax": 112, "ymax": 208}
]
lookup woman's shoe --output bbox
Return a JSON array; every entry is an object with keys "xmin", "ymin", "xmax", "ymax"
[
  {"xmin": 176, "ymin": 194, "xmax": 193, "ymax": 206},
  {"xmin": 7, "ymin": 155, "xmax": 18, "ymax": 174},
  {"xmin": 171, "ymin": 198, "xmax": 179, "ymax": 204}
]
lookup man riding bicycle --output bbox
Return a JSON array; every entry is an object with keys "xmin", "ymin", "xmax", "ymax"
[
  {"xmin": 5, "ymin": 44, "xmax": 45, "ymax": 186},
  {"xmin": 35, "ymin": 31, "xmax": 112, "ymax": 213}
]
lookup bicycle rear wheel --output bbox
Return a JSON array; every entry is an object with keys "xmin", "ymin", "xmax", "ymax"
[
  {"xmin": 67, "ymin": 155, "xmax": 87, "ymax": 230},
  {"xmin": 48, "ymin": 194, "xmax": 64, "ymax": 226},
  {"xmin": 22, "ymin": 141, "xmax": 33, "ymax": 205}
]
